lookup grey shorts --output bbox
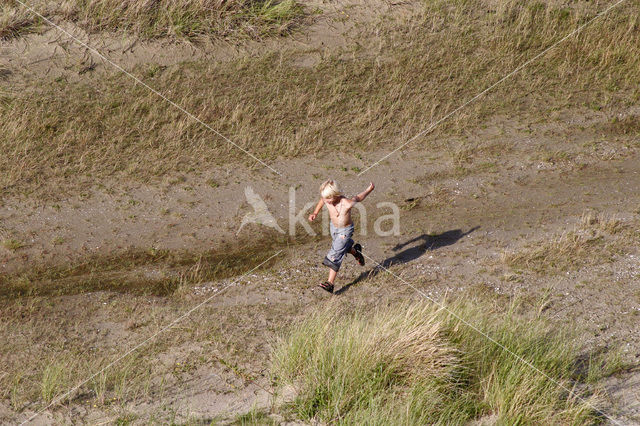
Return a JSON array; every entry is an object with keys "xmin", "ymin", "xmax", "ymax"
[{"xmin": 322, "ymin": 223, "xmax": 354, "ymax": 272}]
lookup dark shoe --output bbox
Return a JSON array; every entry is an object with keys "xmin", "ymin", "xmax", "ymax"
[
  {"xmin": 319, "ymin": 281, "xmax": 334, "ymax": 294},
  {"xmin": 353, "ymin": 243, "xmax": 365, "ymax": 266}
]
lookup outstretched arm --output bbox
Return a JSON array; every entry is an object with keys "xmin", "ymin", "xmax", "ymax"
[
  {"xmin": 308, "ymin": 198, "xmax": 324, "ymax": 222},
  {"xmin": 353, "ymin": 182, "xmax": 375, "ymax": 202}
]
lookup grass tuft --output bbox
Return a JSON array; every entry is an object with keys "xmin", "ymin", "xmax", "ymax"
[
  {"xmin": 0, "ymin": 0, "xmax": 41, "ymax": 39},
  {"xmin": 503, "ymin": 212, "xmax": 626, "ymax": 274},
  {"xmin": 272, "ymin": 299, "xmax": 606, "ymax": 424},
  {"xmin": 1, "ymin": 238, "xmax": 24, "ymax": 251},
  {"xmin": 232, "ymin": 406, "xmax": 277, "ymax": 425},
  {"xmin": 580, "ymin": 211, "xmax": 623, "ymax": 234},
  {"xmin": 40, "ymin": 362, "xmax": 67, "ymax": 403},
  {"xmin": 502, "ymin": 231, "xmax": 605, "ymax": 274}
]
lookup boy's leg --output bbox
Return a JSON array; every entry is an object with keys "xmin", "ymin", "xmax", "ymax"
[
  {"xmin": 350, "ymin": 243, "xmax": 365, "ymax": 266},
  {"xmin": 327, "ymin": 268, "xmax": 338, "ymax": 284},
  {"xmin": 319, "ymin": 224, "xmax": 355, "ymax": 293},
  {"xmin": 319, "ymin": 264, "xmax": 337, "ymax": 293},
  {"xmin": 322, "ymin": 229, "xmax": 353, "ymax": 273}
]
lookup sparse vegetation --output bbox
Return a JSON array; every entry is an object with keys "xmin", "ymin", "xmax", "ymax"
[
  {"xmin": 272, "ymin": 299, "xmax": 609, "ymax": 424},
  {"xmin": 2, "ymin": 0, "xmax": 640, "ymax": 197},
  {"xmin": 0, "ymin": 278, "xmax": 301, "ymax": 420},
  {"xmin": 0, "ymin": 232, "xmax": 298, "ymax": 298},
  {"xmin": 1, "ymin": 0, "xmax": 639, "ymax": 423},
  {"xmin": 503, "ymin": 230, "xmax": 607, "ymax": 274},
  {"xmin": 232, "ymin": 407, "xmax": 277, "ymax": 425},
  {"xmin": 1, "ymin": 238, "xmax": 24, "ymax": 251},
  {"xmin": 599, "ymin": 114, "xmax": 640, "ymax": 137},
  {"xmin": 503, "ymin": 212, "xmax": 627, "ymax": 274},
  {"xmin": 581, "ymin": 211, "xmax": 623, "ymax": 234},
  {"xmin": 0, "ymin": 0, "xmax": 303, "ymax": 41},
  {"xmin": 586, "ymin": 348, "xmax": 629, "ymax": 385}
]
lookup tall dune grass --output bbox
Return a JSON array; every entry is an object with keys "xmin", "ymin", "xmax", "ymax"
[{"xmin": 271, "ymin": 299, "xmax": 607, "ymax": 424}]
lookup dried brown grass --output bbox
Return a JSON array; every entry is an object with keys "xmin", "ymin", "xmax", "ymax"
[
  {"xmin": 503, "ymin": 211, "xmax": 625, "ymax": 274},
  {"xmin": 580, "ymin": 211, "xmax": 623, "ymax": 234},
  {"xmin": 0, "ymin": 0, "xmax": 302, "ymax": 40},
  {"xmin": 0, "ymin": 230, "xmax": 299, "ymax": 298},
  {"xmin": 2, "ymin": 0, "xmax": 639, "ymax": 197},
  {"xmin": 0, "ymin": 0, "xmax": 41, "ymax": 39}
]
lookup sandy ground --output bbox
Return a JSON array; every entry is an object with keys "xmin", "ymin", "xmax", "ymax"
[
  {"xmin": 1, "ymin": 0, "xmax": 419, "ymax": 87},
  {"xmin": 2, "ymin": 0, "xmax": 640, "ymax": 424},
  {"xmin": 3, "ymin": 120, "xmax": 640, "ymax": 423}
]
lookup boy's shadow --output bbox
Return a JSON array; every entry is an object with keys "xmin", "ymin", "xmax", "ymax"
[{"xmin": 335, "ymin": 226, "xmax": 479, "ymax": 295}]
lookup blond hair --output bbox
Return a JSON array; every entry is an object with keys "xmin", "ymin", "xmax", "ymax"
[{"xmin": 320, "ymin": 179, "xmax": 343, "ymax": 199}]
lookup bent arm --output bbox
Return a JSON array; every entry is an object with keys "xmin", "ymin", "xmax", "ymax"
[
  {"xmin": 308, "ymin": 198, "xmax": 325, "ymax": 222},
  {"xmin": 353, "ymin": 182, "xmax": 375, "ymax": 202}
]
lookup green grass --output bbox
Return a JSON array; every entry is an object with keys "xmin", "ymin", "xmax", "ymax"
[
  {"xmin": 2, "ymin": 0, "xmax": 639, "ymax": 197},
  {"xmin": 0, "ymin": 0, "xmax": 303, "ymax": 41},
  {"xmin": 40, "ymin": 362, "xmax": 67, "ymax": 403},
  {"xmin": 1, "ymin": 238, "xmax": 24, "ymax": 251},
  {"xmin": 272, "ymin": 299, "xmax": 612, "ymax": 424},
  {"xmin": 232, "ymin": 407, "xmax": 277, "ymax": 425},
  {"xmin": 6, "ymin": 336, "xmax": 158, "ymax": 413}
]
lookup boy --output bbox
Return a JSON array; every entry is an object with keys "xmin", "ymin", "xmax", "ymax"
[{"xmin": 308, "ymin": 179, "xmax": 375, "ymax": 293}]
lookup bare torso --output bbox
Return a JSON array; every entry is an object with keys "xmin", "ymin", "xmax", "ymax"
[{"xmin": 325, "ymin": 196, "xmax": 355, "ymax": 228}]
